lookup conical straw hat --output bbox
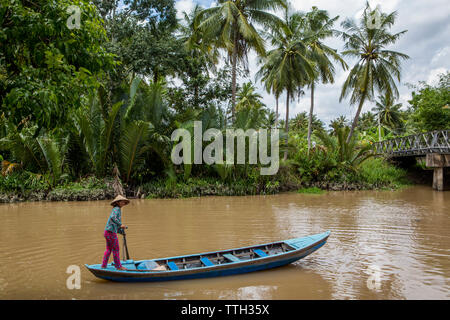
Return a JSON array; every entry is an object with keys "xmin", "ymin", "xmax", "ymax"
[{"xmin": 110, "ymin": 194, "xmax": 130, "ymax": 206}]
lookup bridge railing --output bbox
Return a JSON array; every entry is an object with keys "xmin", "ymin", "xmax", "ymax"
[{"xmin": 374, "ymin": 130, "xmax": 450, "ymax": 156}]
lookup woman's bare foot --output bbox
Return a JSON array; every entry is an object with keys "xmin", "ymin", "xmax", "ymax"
[{"xmin": 116, "ymin": 266, "xmax": 127, "ymax": 271}]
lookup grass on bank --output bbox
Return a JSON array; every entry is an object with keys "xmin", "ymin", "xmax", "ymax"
[{"xmin": 358, "ymin": 158, "xmax": 411, "ymax": 189}]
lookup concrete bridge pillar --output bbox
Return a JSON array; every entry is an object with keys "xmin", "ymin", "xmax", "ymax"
[{"xmin": 426, "ymin": 154, "xmax": 450, "ymax": 191}]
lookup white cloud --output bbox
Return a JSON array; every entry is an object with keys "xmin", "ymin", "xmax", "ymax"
[
  {"xmin": 431, "ymin": 46, "xmax": 450, "ymax": 67},
  {"xmin": 427, "ymin": 67, "xmax": 447, "ymax": 85},
  {"xmin": 175, "ymin": 0, "xmax": 195, "ymax": 19}
]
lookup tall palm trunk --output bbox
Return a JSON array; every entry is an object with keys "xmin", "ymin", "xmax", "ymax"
[
  {"xmin": 346, "ymin": 94, "xmax": 366, "ymax": 143},
  {"xmin": 378, "ymin": 115, "xmax": 382, "ymax": 141},
  {"xmin": 275, "ymin": 95, "xmax": 279, "ymax": 127},
  {"xmin": 284, "ymin": 91, "xmax": 290, "ymax": 161},
  {"xmin": 347, "ymin": 64, "xmax": 370, "ymax": 143},
  {"xmin": 231, "ymin": 30, "xmax": 238, "ymax": 121},
  {"xmin": 307, "ymin": 82, "xmax": 314, "ymax": 154}
]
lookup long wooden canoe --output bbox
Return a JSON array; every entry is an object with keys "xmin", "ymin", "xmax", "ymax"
[{"xmin": 85, "ymin": 231, "xmax": 330, "ymax": 282}]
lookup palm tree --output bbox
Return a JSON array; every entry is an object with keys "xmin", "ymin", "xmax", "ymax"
[
  {"xmin": 36, "ymin": 132, "xmax": 69, "ymax": 186},
  {"xmin": 236, "ymin": 81, "xmax": 265, "ymax": 111},
  {"xmin": 290, "ymin": 111, "xmax": 323, "ymax": 132},
  {"xmin": 180, "ymin": 4, "xmax": 220, "ymax": 106},
  {"xmin": 329, "ymin": 115, "xmax": 348, "ymax": 135},
  {"xmin": 372, "ymin": 93, "xmax": 404, "ymax": 140},
  {"xmin": 122, "ymin": 78, "xmax": 175, "ymax": 183},
  {"xmin": 0, "ymin": 123, "xmax": 45, "ymax": 174},
  {"xmin": 256, "ymin": 52, "xmax": 282, "ymax": 126},
  {"xmin": 340, "ymin": 2, "xmax": 409, "ymax": 142},
  {"xmin": 358, "ymin": 111, "xmax": 377, "ymax": 132},
  {"xmin": 195, "ymin": 0, "xmax": 287, "ymax": 119},
  {"xmin": 119, "ymin": 120, "xmax": 153, "ymax": 183},
  {"xmin": 303, "ymin": 7, "xmax": 348, "ymax": 152},
  {"xmin": 263, "ymin": 111, "xmax": 278, "ymax": 128},
  {"xmin": 257, "ymin": 7, "xmax": 316, "ymax": 160},
  {"xmin": 316, "ymin": 126, "xmax": 373, "ymax": 172},
  {"xmin": 181, "ymin": 4, "xmax": 219, "ymax": 66},
  {"xmin": 74, "ymin": 88, "xmax": 123, "ymax": 177},
  {"xmin": 0, "ymin": 123, "xmax": 69, "ymax": 186}
]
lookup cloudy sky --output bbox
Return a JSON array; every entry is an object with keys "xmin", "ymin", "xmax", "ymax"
[{"xmin": 174, "ymin": 0, "xmax": 450, "ymax": 126}]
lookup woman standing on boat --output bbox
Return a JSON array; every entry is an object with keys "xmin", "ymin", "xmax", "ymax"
[{"xmin": 101, "ymin": 195, "xmax": 130, "ymax": 270}]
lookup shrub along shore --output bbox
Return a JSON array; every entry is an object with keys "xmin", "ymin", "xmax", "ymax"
[{"xmin": 0, "ymin": 158, "xmax": 411, "ymax": 203}]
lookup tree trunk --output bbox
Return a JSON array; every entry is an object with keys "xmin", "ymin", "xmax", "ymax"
[
  {"xmin": 112, "ymin": 164, "xmax": 125, "ymax": 196},
  {"xmin": 378, "ymin": 115, "xmax": 382, "ymax": 141},
  {"xmin": 194, "ymin": 85, "xmax": 199, "ymax": 107},
  {"xmin": 307, "ymin": 82, "xmax": 314, "ymax": 154},
  {"xmin": 231, "ymin": 31, "xmax": 238, "ymax": 121},
  {"xmin": 347, "ymin": 95, "xmax": 366, "ymax": 143},
  {"xmin": 275, "ymin": 95, "xmax": 279, "ymax": 127},
  {"xmin": 284, "ymin": 91, "xmax": 290, "ymax": 161}
]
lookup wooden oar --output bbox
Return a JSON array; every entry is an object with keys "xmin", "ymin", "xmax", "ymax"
[{"xmin": 121, "ymin": 226, "xmax": 130, "ymax": 261}]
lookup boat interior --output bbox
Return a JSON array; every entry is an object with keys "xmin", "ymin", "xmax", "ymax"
[{"xmin": 133, "ymin": 241, "xmax": 297, "ymax": 271}]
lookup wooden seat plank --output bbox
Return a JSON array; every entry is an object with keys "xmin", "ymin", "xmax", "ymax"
[
  {"xmin": 200, "ymin": 257, "xmax": 214, "ymax": 267},
  {"xmin": 223, "ymin": 253, "xmax": 240, "ymax": 262},
  {"xmin": 254, "ymin": 249, "xmax": 268, "ymax": 258},
  {"xmin": 167, "ymin": 261, "xmax": 179, "ymax": 270}
]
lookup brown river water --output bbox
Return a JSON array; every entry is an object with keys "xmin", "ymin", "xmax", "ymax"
[{"xmin": 0, "ymin": 185, "xmax": 448, "ymax": 300}]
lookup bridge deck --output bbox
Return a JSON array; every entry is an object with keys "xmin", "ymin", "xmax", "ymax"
[
  {"xmin": 374, "ymin": 130, "xmax": 449, "ymax": 191},
  {"xmin": 374, "ymin": 130, "xmax": 450, "ymax": 157}
]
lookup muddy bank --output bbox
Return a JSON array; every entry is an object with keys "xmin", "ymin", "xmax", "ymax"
[
  {"xmin": 301, "ymin": 180, "xmax": 404, "ymax": 191},
  {"xmin": 0, "ymin": 187, "xmax": 116, "ymax": 203},
  {"xmin": 0, "ymin": 179, "xmax": 409, "ymax": 203}
]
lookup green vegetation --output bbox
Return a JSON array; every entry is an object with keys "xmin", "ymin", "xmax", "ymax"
[
  {"xmin": 359, "ymin": 158, "xmax": 410, "ymax": 189},
  {"xmin": 0, "ymin": 1, "xmax": 443, "ymax": 203},
  {"xmin": 339, "ymin": 5, "xmax": 409, "ymax": 142},
  {"xmin": 297, "ymin": 187, "xmax": 325, "ymax": 194},
  {"xmin": 142, "ymin": 173, "xmax": 297, "ymax": 199},
  {"xmin": 0, "ymin": 174, "xmax": 114, "ymax": 202},
  {"xmin": 0, "ymin": 0, "xmax": 114, "ymax": 130},
  {"xmin": 46, "ymin": 177, "xmax": 114, "ymax": 201},
  {"xmin": 407, "ymin": 73, "xmax": 450, "ymax": 132},
  {"xmin": 194, "ymin": 0, "xmax": 286, "ymax": 117},
  {"xmin": 289, "ymin": 127, "xmax": 406, "ymax": 190}
]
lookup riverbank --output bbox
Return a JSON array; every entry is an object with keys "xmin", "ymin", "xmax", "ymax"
[
  {"xmin": 0, "ymin": 165, "xmax": 412, "ymax": 203},
  {"xmin": 0, "ymin": 176, "xmax": 116, "ymax": 203},
  {"xmin": 0, "ymin": 181, "xmax": 413, "ymax": 203}
]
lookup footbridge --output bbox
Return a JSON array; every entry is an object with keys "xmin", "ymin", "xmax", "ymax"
[{"xmin": 374, "ymin": 130, "xmax": 449, "ymax": 191}]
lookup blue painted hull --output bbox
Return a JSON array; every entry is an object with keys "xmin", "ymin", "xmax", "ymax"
[{"xmin": 85, "ymin": 231, "xmax": 330, "ymax": 282}]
